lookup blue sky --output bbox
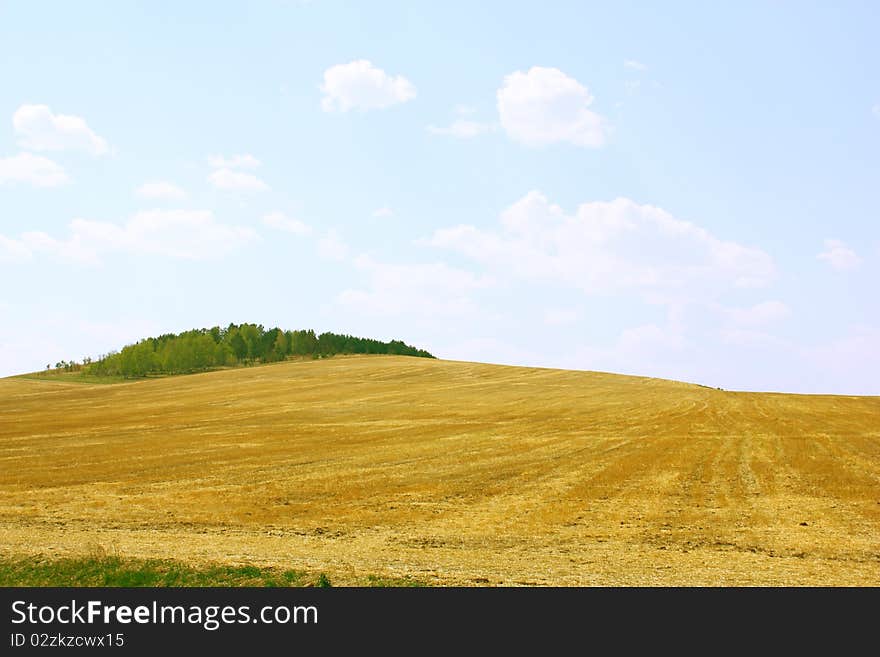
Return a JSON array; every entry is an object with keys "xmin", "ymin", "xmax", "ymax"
[{"xmin": 1, "ymin": 1, "xmax": 878, "ymax": 393}]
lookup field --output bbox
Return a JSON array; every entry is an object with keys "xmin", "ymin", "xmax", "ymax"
[{"xmin": 1, "ymin": 355, "xmax": 878, "ymax": 586}]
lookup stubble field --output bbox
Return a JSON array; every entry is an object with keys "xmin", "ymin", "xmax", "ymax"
[{"xmin": 1, "ymin": 355, "xmax": 878, "ymax": 585}]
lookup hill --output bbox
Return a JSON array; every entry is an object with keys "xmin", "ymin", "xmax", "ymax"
[
  {"xmin": 45, "ymin": 324, "xmax": 434, "ymax": 379},
  {"xmin": 1, "ymin": 355, "xmax": 878, "ymax": 585}
]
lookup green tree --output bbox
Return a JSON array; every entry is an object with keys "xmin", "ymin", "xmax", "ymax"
[
  {"xmin": 269, "ymin": 329, "xmax": 287, "ymax": 362},
  {"xmin": 80, "ymin": 324, "xmax": 434, "ymax": 378},
  {"xmin": 214, "ymin": 341, "xmax": 234, "ymax": 367},
  {"xmin": 227, "ymin": 327, "xmax": 247, "ymax": 362},
  {"xmin": 240, "ymin": 324, "xmax": 263, "ymax": 363}
]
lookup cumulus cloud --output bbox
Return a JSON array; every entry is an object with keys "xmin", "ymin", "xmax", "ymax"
[
  {"xmin": 427, "ymin": 119, "xmax": 493, "ymax": 138},
  {"xmin": 135, "ymin": 181, "xmax": 186, "ymax": 201},
  {"xmin": 617, "ymin": 323, "xmax": 684, "ymax": 353},
  {"xmin": 624, "ymin": 60, "xmax": 648, "ymax": 71},
  {"xmin": 817, "ymin": 239, "xmax": 861, "ymax": 270},
  {"xmin": 0, "ymin": 152, "xmax": 69, "ymax": 187},
  {"xmin": 207, "ymin": 154, "xmax": 261, "ymax": 169},
  {"xmin": 432, "ymin": 336, "xmax": 542, "ymax": 367},
  {"xmin": 0, "ymin": 315, "xmax": 164, "ymax": 378},
  {"xmin": 719, "ymin": 328, "xmax": 784, "ymax": 347},
  {"xmin": 13, "ymin": 230, "xmax": 97, "ymax": 264},
  {"xmin": 570, "ymin": 320, "xmax": 688, "ymax": 381},
  {"xmin": 497, "ymin": 67, "xmax": 609, "ymax": 147},
  {"xmin": 207, "ymin": 168, "xmax": 269, "ymax": 192},
  {"xmin": 764, "ymin": 325, "xmax": 880, "ymax": 394},
  {"xmin": 338, "ymin": 255, "xmax": 492, "ymax": 317},
  {"xmin": 720, "ymin": 300, "xmax": 790, "ymax": 327},
  {"xmin": 425, "ymin": 191, "xmax": 776, "ymax": 301},
  {"xmin": 807, "ymin": 327, "xmax": 880, "ymax": 392},
  {"xmin": 0, "ymin": 234, "xmax": 33, "ymax": 262},
  {"xmin": 262, "ymin": 211, "xmax": 312, "ymax": 235},
  {"xmin": 317, "ymin": 229, "xmax": 349, "ymax": 261},
  {"xmin": 372, "ymin": 207, "xmax": 394, "ymax": 218},
  {"xmin": 320, "ymin": 60, "xmax": 416, "ymax": 112},
  {"xmin": 872, "ymin": 104, "xmax": 880, "ymax": 118},
  {"xmin": 0, "ymin": 210, "xmax": 256, "ymax": 264},
  {"xmin": 543, "ymin": 308, "xmax": 580, "ymax": 326},
  {"xmin": 13, "ymin": 104, "xmax": 109, "ymax": 155}
]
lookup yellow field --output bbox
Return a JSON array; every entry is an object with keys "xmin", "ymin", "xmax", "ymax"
[{"xmin": 1, "ymin": 355, "xmax": 878, "ymax": 585}]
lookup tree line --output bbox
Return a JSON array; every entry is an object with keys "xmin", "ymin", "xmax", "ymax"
[{"xmin": 82, "ymin": 324, "xmax": 434, "ymax": 378}]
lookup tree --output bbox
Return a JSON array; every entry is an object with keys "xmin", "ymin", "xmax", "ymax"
[
  {"xmin": 79, "ymin": 324, "xmax": 434, "ymax": 378},
  {"xmin": 190, "ymin": 333, "xmax": 215, "ymax": 370},
  {"xmin": 214, "ymin": 341, "xmax": 234, "ymax": 366},
  {"xmin": 272, "ymin": 329, "xmax": 288, "ymax": 362},
  {"xmin": 240, "ymin": 324, "xmax": 262, "ymax": 363},
  {"xmin": 227, "ymin": 327, "xmax": 247, "ymax": 362}
]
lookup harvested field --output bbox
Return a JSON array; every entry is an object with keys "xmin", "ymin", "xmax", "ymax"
[{"xmin": 1, "ymin": 355, "xmax": 878, "ymax": 585}]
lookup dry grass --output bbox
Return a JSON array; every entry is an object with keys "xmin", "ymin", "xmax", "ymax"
[{"xmin": 1, "ymin": 355, "xmax": 878, "ymax": 586}]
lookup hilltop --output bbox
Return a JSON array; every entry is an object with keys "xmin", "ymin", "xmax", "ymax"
[
  {"xmin": 43, "ymin": 324, "xmax": 434, "ymax": 379},
  {"xmin": 1, "ymin": 355, "xmax": 878, "ymax": 586}
]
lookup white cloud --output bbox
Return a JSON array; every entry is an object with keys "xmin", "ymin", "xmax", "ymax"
[
  {"xmin": 0, "ymin": 314, "xmax": 163, "ymax": 378},
  {"xmin": 372, "ymin": 207, "xmax": 394, "ymax": 218},
  {"xmin": 618, "ymin": 323, "xmax": 684, "ymax": 353},
  {"xmin": 207, "ymin": 168, "xmax": 269, "ymax": 192},
  {"xmin": 624, "ymin": 60, "xmax": 648, "ymax": 71},
  {"xmin": 872, "ymin": 104, "xmax": 880, "ymax": 118},
  {"xmin": 570, "ymin": 321, "xmax": 688, "ymax": 381},
  {"xmin": 434, "ymin": 336, "xmax": 543, "ymax": 367},
  {"xmin": 135, "ymin": 181, "xmax": 186, "ymax": 201},
  {"xmin": 262, "ymin": 211, "xmax": 312, "ymax": 235},
  {"xmin": 320, "ymin": 60, "xmax": 416, "ymax": 112},
  {"xmin": 0, "ymin": 234, "xmax": 33, "ymax": 262},
  {"xmin": 17, "ymin": 229, "xmax": 98, "ymax": 264},
  {"xmin": 338, "ymin": 255, "xmax": 491, "ymax": 317},
  {"xmin": 805, "ymin": 326, "xmax": 880, "ymax": 395},
  {"xmin": 1, "ymin": 210, "xmax": 256, "ymax": 264},
  {"xmin": 497, "ymin": 67, "xmax": 609, "ymax": 147},
  {"xmin": 624, "ymin": 80, "xmax": 641, "ymax": 95},
  {"xmin": 454, "ymin": 104, "xmax": 477, "ymax": 116},
  {"xmin": 76, "ymin": 210, "xmax": 257, "ymax": 260},
  {"xmin": 13, "ymin": 104, "xmax": 109, "ymax": 155},
  {"xmin": 426, "ymin": 191, "xmax": 775, "ymax": 301},
  {"xmin": 720, "ymin": 300, "xmax": 790, "ymax": 327},
  {"xmin": 317, "ymin": 229, "xmax": 349, "ymax": 261},
  {"xmin": 817, "ymin": 239, "xmax": 861, "ymax": 270},
  {"xmin": 207, "ymin": 154, "xmax": 261, "ymax": 169},
  {"xmin": 543, "ymin": 308, "xmax": 580, "ymax": 326},
  {"xmin": 719, "ymin": 328, "xmax": 783, "ymax": 347},
  {"xmin": 427, "ymin": 119, "xmax": 493, "ymax": 138},
  {"xmin": 0, "ymin": 152, "xmax": 69, "ymax": 187}
]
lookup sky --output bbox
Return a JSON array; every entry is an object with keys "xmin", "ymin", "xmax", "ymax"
[{"xmin": 1, "ymin": 1, "xmax": 879, "ymax": 394}]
